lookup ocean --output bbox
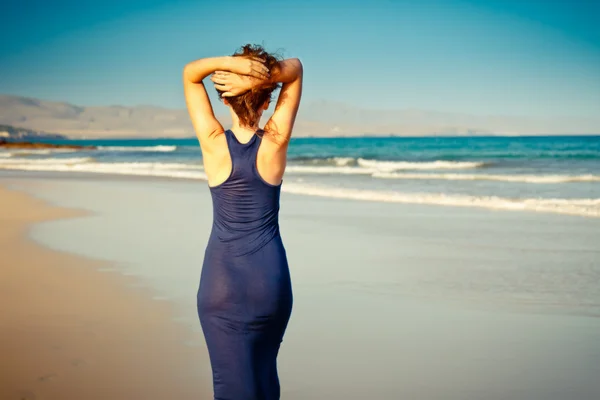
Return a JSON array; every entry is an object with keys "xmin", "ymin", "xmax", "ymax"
[
  {"xmin": 2, "ymin": 135, "xmax": 599, "ymax": 217},
  {"xmin": 3, "ymin": 135, "xmax": 600, "ymax": 398},
  {"xmin": 6, "ymin": 173, "xmax": 600, "ymax": 399}
]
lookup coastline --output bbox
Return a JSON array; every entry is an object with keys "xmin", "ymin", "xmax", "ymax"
[
  {"xmin": 2, "ymin": 135, "xmax": 600, "ymax": 220},
  {"xmin": 2, "ymin": 171, "xmax": 600, "ymax": 399},
  {"xmin": 0, "ymin": 183, "xmax": 211, "ymax": 399}
]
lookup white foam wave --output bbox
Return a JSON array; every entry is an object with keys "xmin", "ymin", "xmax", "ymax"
[
  {"xmin": 3, "ymin": 157, "xmax": 598, "ymax": 217},
  {"xmin": 373, "ymin": 172, "xmax": 600, "ymax": 183},
  {"xmin": 7, "ymin": 148, "xmax": 78, "ymax": 155},
  {"xmin": 357, "ymin": 158, "xmax": 486, "ymax": 171},
  {"xmin": 286, "ymin": 165, "xmax": 600, "ymax": 183},
  {"xmin": 0, "ymin": 152, "xmax": 12, "ymax": 158},
  {"xmin": 333, "ymin": 157, "xmax": 355, "ymax": 166},
  {"xmin": 285, "ymin": 162, "xmax": 492, "ymax": 177},
  {"xmin": 286, "ymin": 165, "xmax": 372, "ymax": 175},
  {"xmin": 0, "ymin": 157, "xmax": 93, "ymax": 165},
  {"xmin": 98, "ymin": 145, "xmax": 177, "ymax": 152},
  {"xmin": 283, "ymin": 184, "xmax": 600, "ymax": 218},
  {"xmin": 0, "ymin": 159, "xmax": 206, "ymax": 180}
]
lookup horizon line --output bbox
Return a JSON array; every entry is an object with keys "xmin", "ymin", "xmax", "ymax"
[{"xmin": 2, "ymin": 92, "xmax": 599, "ymax": 121}]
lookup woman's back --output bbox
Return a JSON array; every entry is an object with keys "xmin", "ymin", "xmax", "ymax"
[
  {"xmin": 208, "ymin": 129, "xmax": 282, "ymax": 256},
  {"xmin": 199, "ymin": 128, "xmax": 293, "ymax": 399},
  {"xmin": 183, "ymin": 44, "xmax": 303, "ymax": 399}
]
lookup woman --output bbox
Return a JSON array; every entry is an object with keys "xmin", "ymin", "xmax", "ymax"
[{"xmin": 183, "ymin": 44, "xmax": 303, "ymax": 400}]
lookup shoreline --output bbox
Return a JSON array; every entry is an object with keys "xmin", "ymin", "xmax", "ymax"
[
  {"xmin": 0, "ymin": 184, "xmax": 211, "ymax": 399},
  {"xmin": 1, "ymin": 169, "xmax": 598, "ymax": 220},
  {"xmin": 2, "ymin": 172, "xmax": 600, "ymax": 399}
]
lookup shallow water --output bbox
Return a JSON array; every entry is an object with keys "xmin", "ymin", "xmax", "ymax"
[
  {"xmin": 2, "ymin": 135, "xmax": 600, "ymax": 217},
  {"xmin": 5, "ymin": 172, "xmax": 600, "ymax": 399}
]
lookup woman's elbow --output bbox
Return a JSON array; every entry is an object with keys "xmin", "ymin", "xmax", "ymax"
[
  {"xmin": 291, "ymin": 58, "xmax": 303, "ymax": 77},
  {"xmin": 182, "ymin": 64, "xmax": 194, "ymax": 81}
]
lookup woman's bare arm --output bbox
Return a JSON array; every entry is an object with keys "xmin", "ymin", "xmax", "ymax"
[
  {"xmin": 208, "ymin": 58, "xmax": 303, "ymax": 184},
  {"xmin": 210, "ymin": 58, "xmax": 303, "ymax": 144},
  {"xmin": 183, "ymin": 56, "xmax": 269, "ymax": 149},
  {"xmin": 264, "ymin": 58, "xmax": 303, "ymax": 145}
]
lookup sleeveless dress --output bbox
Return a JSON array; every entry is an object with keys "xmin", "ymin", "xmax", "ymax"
[{"xmin": 197, "ymin": 129, "xmax": 293, "ymax": 400}]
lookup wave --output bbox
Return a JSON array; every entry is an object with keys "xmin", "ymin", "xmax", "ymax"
[
  {"xmin": 0, "ymin": 159, "xmax": 206, "ymax": 180},
  {"xmin": 282, "ymin": 184, "xmax": 600, "ymax": 218},
  {"xmin": 332, "ymin": 157, "xmax": 355, "ymax": 166},
  {"xmin": 290, "ymin": 157, "xmax": 488, "ymax": 170},
  {"xmin": 373, "ymin": 172, "xmax": 600, "ymax": 183},
  {"xmin": 0, "ymin": 157, "xmax": 94, "ymax": 165},
  {"xmin": 5, "ymin": 148, "xmax": 78, "ymax": 155},
  {"xmin": 285, "ymin": 158, "xmax": 489, "ymax": 175},
  {"xmin": 2, "ymin": 157, "xmax": 598, "ymax": 217},
  {"xmin": 286, "ymin": 165, "xmax": 372, "ymax": 175},
  {"xmin": 4, "ymin": 158, "xmax": 597, "ymax": 186},
  {"xmin": 289, "ymin": 156, "xmax": 360, "ymax": 167},
  {"xmin": 357, "ymin": 159, "xmax": 487, "ymax": 171},
  {"xmin": 98, "ymin": 145, "xmax": 177, "ymax": 152}
]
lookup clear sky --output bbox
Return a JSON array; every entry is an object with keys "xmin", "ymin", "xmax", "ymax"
[{"xmin": 1, "ymin": 0, "xmax": 599, "ymax": 118}]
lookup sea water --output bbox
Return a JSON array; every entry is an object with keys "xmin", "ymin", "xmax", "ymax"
[
  {"xmin": 3, "ymin": 134, "xmax": 600, "ymax": 398},
  {"xmin": 2, "ymin": 135, "xmax": 600, "ymax": 217},
  {"xmin": 3, "ymin": 172, "xmax": 599, "ymax": 399}
]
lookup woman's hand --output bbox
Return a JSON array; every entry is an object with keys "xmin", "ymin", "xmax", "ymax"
[
  {"xmin": 210, "ymin": 71, "xmax": 268, "ymax": 97},
  {"xmin": 224, "ymin": 56, "xmax": 270, "ymax": 80}
]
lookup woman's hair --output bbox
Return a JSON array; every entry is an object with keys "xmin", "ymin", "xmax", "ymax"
[{"xmin": 216, "ymin": 44, "xmax": 281, "ymax": 127}]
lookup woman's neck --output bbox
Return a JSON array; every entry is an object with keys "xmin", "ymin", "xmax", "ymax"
[
  {"xmin": 229, "ymin": 122, "xmax": 260, "ymax": 144},
  {"xmin": 230, "ymin": 122, "xmax": 259, "ymax": 135},
  {"xmin": 229, "ymin": 108, "xmax": 261, "ymax": 135}
]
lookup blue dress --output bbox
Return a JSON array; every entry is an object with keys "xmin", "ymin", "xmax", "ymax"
[{"xmin": 197, "ymin": 129, "xmax": 293, "ymax": 400}]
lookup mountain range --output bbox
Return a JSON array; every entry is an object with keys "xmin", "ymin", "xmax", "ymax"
[{"xmin": 0, "ymin": 94, "xmax": 598, "ymax": 138}]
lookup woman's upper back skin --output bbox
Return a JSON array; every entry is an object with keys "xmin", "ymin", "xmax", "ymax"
[
  {"xmin": 204, "ymin": 130, "xmax": 287, "ymax": 188},
  {"xmin": 182, "ymin": 55, "xmax": 303, "ymax": 188}
]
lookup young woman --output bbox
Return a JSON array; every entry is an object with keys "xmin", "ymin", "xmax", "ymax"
[{"xmin": 183, "ymin": 44, "xmax": 303, "ymax": 399}]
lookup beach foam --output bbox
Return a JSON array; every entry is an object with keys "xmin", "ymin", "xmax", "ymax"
[
  {"xmin": 286, "ymin": 165, "xmax": 373, "ymax": 175},
  {"xmin": 98, "ymin": 145, "xmax": 177, "ymax": 152},
  {"xmin": 283, "ymin": 183, "xmax": 600, "ymax": 217},
  {"xmin": 357, "ymin": 158, "xmax": 487, "ymax": 171},
  {"xmin": 0, "ymin": 157, "xmax": 94, "ymax": 165},
  {"xmin": 3, "ymin": 157, "xmax": 488, "ymax": 179},
  {"xmin": 286, "ymin": 159, "xmax": 489, "ymax": 175},
  {"xmin": 2, "ymin": 155, "xmax": 598, "ymax": 217},
  {"xmin": 0, "ymin": 158, "xmax": 206, "ymax": 180},
  {"xmin": 5, "ymin": 148, "xmax": 78, "ymax": 155},
  {"xmin": 373, "ymin": 172, "xmax": 600, "ymax": 183},
  {"xmin": 332, "ymin": 157, "xmax": 355, "ymax": 166}
]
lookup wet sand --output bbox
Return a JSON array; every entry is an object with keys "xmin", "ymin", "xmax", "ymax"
[
  {"xmin": 0, "ymin": 184, "xmax": 211, "ymax": 399},
  {"xmin": 3, "ymin": 172, "xmax": 600, "ymax": 399}
]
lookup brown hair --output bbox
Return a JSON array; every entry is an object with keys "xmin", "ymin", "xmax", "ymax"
[{"xmin": 216, "ymin": 44, "xmax": 281, "ymax": 127}]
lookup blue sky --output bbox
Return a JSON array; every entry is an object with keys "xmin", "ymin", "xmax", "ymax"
[{"xmin": 1, "ymin": 0, "xmax": 598, "ymax": 118}]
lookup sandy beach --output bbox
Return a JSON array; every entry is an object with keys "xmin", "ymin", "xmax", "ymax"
[
  {"xmin": 0, "ymin": 183, "xmax": 211, "ymax": 399},
  {"xmin": 2, "ymin": 0, "xmax": 599, "ymax": 397},
  {"xmin": 2, "ymin": 171, "xmax": 600, "ymax": 399}
]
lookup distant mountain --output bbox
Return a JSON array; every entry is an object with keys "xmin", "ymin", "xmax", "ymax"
[
  {"xmin": 0, "ymin": 94, "xmax": 598, "ymax": 138},
  {"xmin": 0, "ymin": 95, "xmax": 193, "ymax": 138},
  {"xmin": 297, "ymin": 100, "xmax": 600, "ymax": 136},
  {"xmin": 0, "ymin": 123, "xmax": 66, "ymax": 140}
]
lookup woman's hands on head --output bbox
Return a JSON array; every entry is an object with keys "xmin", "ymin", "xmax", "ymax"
[
  {"xmin": 211, "ymin": 71, "xmax": 268, "ymax": 97},
  {"xmin": 211, "ymin": 56, "xmax": 271, "ymax": 97},
  {"xmin": 225, "ymin": 56, "xmax": 270, "ymax": 79}
]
